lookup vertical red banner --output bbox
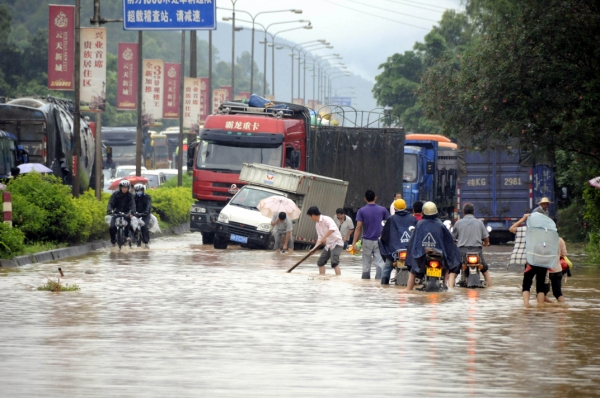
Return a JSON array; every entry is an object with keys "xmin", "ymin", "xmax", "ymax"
[
  {"xmin": 163, "ymin": 63, "xmax": 180, "ymax": 119},
  {"xmin": 117, "ymin": 43, "xmax": 138, "ymax": 110},
  {"xmin": 48, "ymin": 5, "xmax": 75, "ymax": 90},
  {"xmin": 200, "ymin": 77, "xmax": 210, "ymax": 123},
  {"xmin": 220, "ymin": 85, "xmax": 232, "ymax": 102}
]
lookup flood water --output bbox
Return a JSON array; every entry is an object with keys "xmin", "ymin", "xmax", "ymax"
[{"xmin": 1, "ymin": 235, "xmax": 599, "ymax": 397}]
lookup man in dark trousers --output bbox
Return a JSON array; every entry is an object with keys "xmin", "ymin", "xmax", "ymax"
[
  {"xmin": 379, "ymin": 199, "xmax": 418, "ymax": 284},
  {"xmin": 133, "ymin": 183, "xmax": 152, "ymax": 249},
  {"xmin": 107, "ymin": 180, "xmax": 136, "ymax": 246}
]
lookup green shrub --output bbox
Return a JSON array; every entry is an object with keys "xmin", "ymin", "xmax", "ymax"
[
  {"xmin": 74, "ymin": 189, "xmax": 111, "ymax": 241},
  {"xmin": 7, "ymin": 173, "xmax": 85, "ymax": 243},
  {"xmin": 161, "ymin": 173, "xmax": 193, "ymax": 189},
  {"xmin": 0, "ymin": 222, "xmax": 25, "ymax": 258},
  {"xmin": 557, "ymin": 203, "xmax": 586, "ymax": 243},
  {"xmin": 148, "ymin": 186, "xmax": 194, "ymax": 225}
]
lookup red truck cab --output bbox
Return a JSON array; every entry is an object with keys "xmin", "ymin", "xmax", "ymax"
[{"xmin": 189, "ymin": 103, "xmax": 307, "ymax": 244}]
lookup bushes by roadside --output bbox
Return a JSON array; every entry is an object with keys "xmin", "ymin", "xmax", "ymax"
[
  {"xmin": 0, "ymin": 222, "xmax": 25, "ymax": 258},
  {"xmin": 148, "ymin": 185, "xmax": 194, "ymax": 225}
]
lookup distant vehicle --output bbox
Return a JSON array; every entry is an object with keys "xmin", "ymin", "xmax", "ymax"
[
  {"xmin": 154, "ymin": 168, "xmax": 178, "ymax": 180},
  {"xmin": 101, "ymin": 126, "xmax": 137, "ymax": 167},
  {"xmin": 145, "ymin": 133, "xmax": 169, "ymax": 169},
  {"xmin": 139, "ymin": 170, "xmax": 167, "ymax": 189},
  {"xmin": 0, "ymin": 130, "xmax": 17, "ymax": 179},
  {"xmin": 114, "ymin": 165, "xmax": 146, "ymax": 179},
  {"xmin": 0, "ymin": 97, "xmax": 98, "ymax": 192}
]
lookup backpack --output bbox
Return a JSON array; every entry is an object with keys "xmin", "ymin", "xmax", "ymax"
[{"xmin": 525, "ymin": 212, "xmax": 559, "ymax": 268}]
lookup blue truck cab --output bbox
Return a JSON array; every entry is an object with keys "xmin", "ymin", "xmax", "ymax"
[{"xmin": 402, "ymin": 136, "xmax": 458, "ymax": 219}]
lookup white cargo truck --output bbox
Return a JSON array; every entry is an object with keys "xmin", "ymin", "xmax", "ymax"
[{"xmin": 213, "ymin": 163, "xmax": 348, "ymax": 250}]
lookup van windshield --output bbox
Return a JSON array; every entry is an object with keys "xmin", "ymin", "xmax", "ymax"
[
  {"xmin": 230, "ymin": 187, "xmax": 284, "ymax": 209},
  {"xmin": 404, "ymin": 154, "xmax": 418, "ymax": 182},
  {"xmin": 196, "ymin": 140, "xmax": 282, "ymax": 172}
]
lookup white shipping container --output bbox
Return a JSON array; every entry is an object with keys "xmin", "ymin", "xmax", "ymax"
[{"xmin": 239, "ymin": 163, "xmax": 348, "ymax": 246}]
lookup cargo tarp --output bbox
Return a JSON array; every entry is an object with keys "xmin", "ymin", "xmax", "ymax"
[{"xmin": 307, "ymin": 126, "xmax": 404, "ymax": 212}]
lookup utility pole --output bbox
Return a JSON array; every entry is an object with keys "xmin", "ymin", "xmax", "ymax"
[
  {"xmin": 189, "ymin": 31, "xmax": 197, "ymax": 148},
  {"xmin": 73, "ymin": 0, "xmax": 80, "ymax": 197},
  {"xmin": 209, "ymin": 30, "xmax": 213, "ymax": 114},
  {"xmin": 178, "ymin": 31, "xmax": 185, "ymax": 187},
  {"xmin": 136, "ymin": 31, "xmax": 143, "ymax": 177}
]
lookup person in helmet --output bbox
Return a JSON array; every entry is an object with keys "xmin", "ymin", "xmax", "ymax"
[
  {"xmin": 405, "ymin": 201, "xmax": 461, "ymax": 290},
  {"xmin": 133, "ymin": 183, "xmax": 152, "ymax": 249},
  {"xmin": 107, "ymin": 179, "xmax": 136, "ymax": 246}
]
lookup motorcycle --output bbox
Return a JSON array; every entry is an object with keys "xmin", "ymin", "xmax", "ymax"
[
  {"xmin": 112, "ymin": 212, "xmax": 130, "ymax": 250},
  {"xmin": 131, "ymin": 213, "xmax": 146, "ymax": 248},
  {"xmin": 392, "ymin": 249, "xmax": 410, "ymax": 286},
  {"xmin": 417, "ymin": 248, "xmax": 447, "ymax": 292},
  {"xmin": 458, "ymin": 252, "xmax": 488, "ymax": 288}
]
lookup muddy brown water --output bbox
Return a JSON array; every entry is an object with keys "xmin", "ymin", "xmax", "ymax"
[{"xmin": 1, "ymin": 236, "xmax": 599, "ymax": 397}]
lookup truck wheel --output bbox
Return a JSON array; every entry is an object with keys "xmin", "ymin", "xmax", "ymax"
[
  {"xmin": 213, "ymin": 235, "xmax": 228, "ymax": 250},
  {"xmin": 265, "ymin": 235, "xmax": 275, "ymax": 250},
  {"xmin": 201, "ymin": 232, "xmax": 214, "ymax": 245}
]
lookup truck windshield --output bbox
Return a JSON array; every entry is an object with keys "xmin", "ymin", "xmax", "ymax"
[
  {"xmin": 404, "ymin": 154, "xmax": 418, "ymax": 182},
  {"xmin": 110, "ymin": 145, "xmax": 136, "ymax": 158},
  {"xmin": 196, "ymin": 140, "xmax": 282, "ymax": 171},
  {"xmin": 230, "ymin": 187, "xmax": 283, "ymax": 209}
]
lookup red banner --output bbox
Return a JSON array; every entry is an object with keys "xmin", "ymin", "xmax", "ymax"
[
  {"xmin": 117, "ymin": 43, "xmax": 138, "ymax": 110},
  {"xmin": 220, "ymin": 85, "xmax": 232, "ymax": 102},
  {"xmin": 163, "ymin": 63, "xmax": 180, "ymax": 119},
  {"xmin": 200, "ymin": 78, "xmax": 210, "ymax": 123},
  {"xmin": 48, "ymin": 5, "xmax": 74, "ymax": 90}
]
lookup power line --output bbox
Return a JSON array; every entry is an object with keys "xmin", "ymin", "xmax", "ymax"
[
  {"xmin": 323, "ymin": 0, "xmax": 431, "ymax": 30},
  {"xmin": 400, "ymin": 0, "xmax": 450, "ymax": 11},
  {"xmin": 346, "ymin": 0, "xmax": 439, "ymax": 22},
  {"xmin": 382, "ymin": 0, "xmax": 446, "ymax": 13}
]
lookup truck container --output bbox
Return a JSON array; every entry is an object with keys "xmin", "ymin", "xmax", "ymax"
[
  {"xmin": 457, "ymin": 147, "xmax": 555, "ymax": 242},
  {"xmin": 213, "ymin": 163, "xmax": 348, "ymax": 250},
  {"xmin": 189, "ymin": 101, "xmax": 404, "ymax": 244}
]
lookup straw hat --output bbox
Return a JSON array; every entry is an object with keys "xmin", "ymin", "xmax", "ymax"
[{"xmin": 537, "ymin": 197, "xmax": 553, "ymax": 204}]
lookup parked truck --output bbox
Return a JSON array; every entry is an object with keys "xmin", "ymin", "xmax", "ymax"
[
  {"xmin": 0, "ymin": 97, "xmax": 98, "ymax": 191},
  {"xmin": 401, "ymin": 134, "xmax": 458, "ymax": 219},
  {"xmin": 457, "ymin": 146, "xmax": 555, "ymax": 242},
  {"xmin": 189, "ymin": 101, "xmax": 405, "ymax": 244},
  {"xmin": 213, "ymin": 163, "xmax": 349, "ymax": 250}
]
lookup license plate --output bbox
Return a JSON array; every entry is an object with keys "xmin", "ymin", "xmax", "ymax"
[
  {"xmin": 426, "ymin": 267, "xmax": 442, "ymax": 278},
  {"xmin": 230, "ymin": 234, "xmax": 248, "ymax": 244},
  {"xmin": 487, "ymin": 222, "xmax": 504, "ymax": 229}
]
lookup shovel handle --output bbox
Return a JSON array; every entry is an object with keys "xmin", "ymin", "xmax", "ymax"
[{"xmin": 286, "ymin": 251, "xmax": 316, "ymax": 273}]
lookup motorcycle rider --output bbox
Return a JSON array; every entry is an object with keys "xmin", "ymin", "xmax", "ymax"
[
  {"xmin": 406, "ymin": 201, "xmax": 461, "ymax": 290},
  {"xmin": 451, "ymin": 203, "xmax": 492, "ymax": 287},
  {"xmin": 107, "ymin": 180, "xmax": 136, "ymax": 246},
  {"xmin": 380, "ymin": 199, "xmax": 418, "ymax": 285},
  {"xmin": 133, "ymin": 183, "xmax": 152, "ymax": 249}
]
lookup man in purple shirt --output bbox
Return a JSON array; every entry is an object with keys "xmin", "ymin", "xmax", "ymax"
[{"xmin": 352, "ymin": 190, "xmax": 390, "ymax": 279}]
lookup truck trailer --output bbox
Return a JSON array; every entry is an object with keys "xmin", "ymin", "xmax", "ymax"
[{"xmin": 213, "ymin": 163, "xmax": 348, "ymax": 250}]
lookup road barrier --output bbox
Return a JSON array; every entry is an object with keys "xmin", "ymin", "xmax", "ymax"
[{"xmin": 2, "ymin": 191, "xmax": 12, "ymax": 227}]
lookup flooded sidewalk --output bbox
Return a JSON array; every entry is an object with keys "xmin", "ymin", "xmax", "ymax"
[{"xmin": 1, "ymin": 235, "xmax": 599, "ymax": 397}]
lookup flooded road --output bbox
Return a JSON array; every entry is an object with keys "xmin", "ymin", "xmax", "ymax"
[{"xmin": 1, "ymin": 235, "xmax": 599, "ymax": 397}]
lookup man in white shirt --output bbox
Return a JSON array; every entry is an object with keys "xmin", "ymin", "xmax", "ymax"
[
  {"xmin": 389, "ymin": 193, "xmax": 402, "ymax": 215},
  {"xmin": 334, "ymin": 208, "xmax": 355, "ymax": 249},
  {"xmin": 307, "ymin": 206, "xmax": 344, "ymax": 275}
]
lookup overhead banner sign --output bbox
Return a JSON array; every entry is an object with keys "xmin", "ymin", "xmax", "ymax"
[
  {"xmin": 163, "ymin": 62, "xmax": 180, "ymax": 119},
  {"xmin": 117, "ymin": 42, "xmax": 138, "ymax": 110},
  {"xmin": 48, "ymin": 5, "xmax": 74, "ymax": 90},
  {"xmin": 142, "ymin": 59, "xmax": 164, "ymax": 126},
  {"xmin": 183, "ymin": 78, "xmax": 202, "ymax": 133},
  {"xmin": 200, "ymin": 77, "xmax": 210, "ymax": 123},
  {"xmin": 331, "ymin": 97, "xmax": 352, "ymax": 106},
  {"xmin": 123, "ymin": 1, "xmax": 216, "ymax": 30},
  {"xmin": 80, "ymin": 28, "xmax": 106, "ymax": 112}
]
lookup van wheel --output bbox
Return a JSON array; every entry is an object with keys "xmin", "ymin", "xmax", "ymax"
[
  {"xmin": 213, "ymin": 235, "xmax": 228, "ymax": 250},
  {"xmin": 265, "ymin": 235, "xmax": 275, "ymax": 250}
]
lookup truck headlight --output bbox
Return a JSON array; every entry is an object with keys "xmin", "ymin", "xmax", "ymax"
[
  {"xmin": 218, "ymin": 213, "xmax": 229, "ymax": 224},
  {"xmin": 192, "ymin": 206, "xmax": 207, "ymax": 213},
  {"xmin": 257, "ymin": 223, "xmax": 272, "ymax": 232}
]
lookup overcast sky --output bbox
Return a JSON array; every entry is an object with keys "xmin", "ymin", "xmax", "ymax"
[{"xmin": 219, "ymin": 0, "xmax": 464, "ymax": 82}]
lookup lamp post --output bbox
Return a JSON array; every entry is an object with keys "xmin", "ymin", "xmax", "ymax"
[
  {"xmin": 287, "ymin": 40, "xmax": 326, "ymax": 101},
  {"xmin": 299, "ymin": 45, "xmax": 333, "ymax": 102},
  {"xmin": 327, "ymin": 72, "xmax": 351, "ymax": 103},
  {"xmin": 220, "ymin": 8, "xmax": 302, "ymax": 95},
  {"xmin": 316, "ymin": 57, "xmax": 343, "ymax": 103},
  {"xmin": 230, "ymin": 0, "xmax": 238, "ymax": 97}
]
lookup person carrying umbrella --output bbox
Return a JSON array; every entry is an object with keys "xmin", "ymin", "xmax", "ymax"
[{"xmin": 271, "ymin": 212, "xmax": 294, "ymax": 253}]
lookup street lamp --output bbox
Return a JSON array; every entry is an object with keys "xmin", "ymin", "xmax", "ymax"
[
  {"xmin": 299, "ymin": 45, "xmax": 333, "ymax": 102},
  {"xmin": 327, "ymin": 72, "xmax": 351, "ymax": 102},
  {"xmin": 220, "ymin": 8, "xmax": 302, "ymax": 94},
  {"xmin": 286, "ymin": 40, "xmax": 327, "ymax": 101},
  {"xmin": 318, "ymin": 59, "xmax": 345, "ymax": 102}
]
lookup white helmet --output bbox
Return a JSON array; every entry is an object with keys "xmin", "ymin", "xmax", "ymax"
[
  {"xmin": 422, "ymin": 201, "xmax": 438, "ymax": 216},
  {"xmin": 119, "ymin": 180, "xmax": 131, "ymax": 188},
  {"xmin": 134, "ymin": 183, "xmax": 145, "ymax": 192}
]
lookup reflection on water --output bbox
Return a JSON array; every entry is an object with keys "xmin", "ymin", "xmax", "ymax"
[{"xmin": 1, "ymin": 235, "xmax": 599, "ymax": 397}]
